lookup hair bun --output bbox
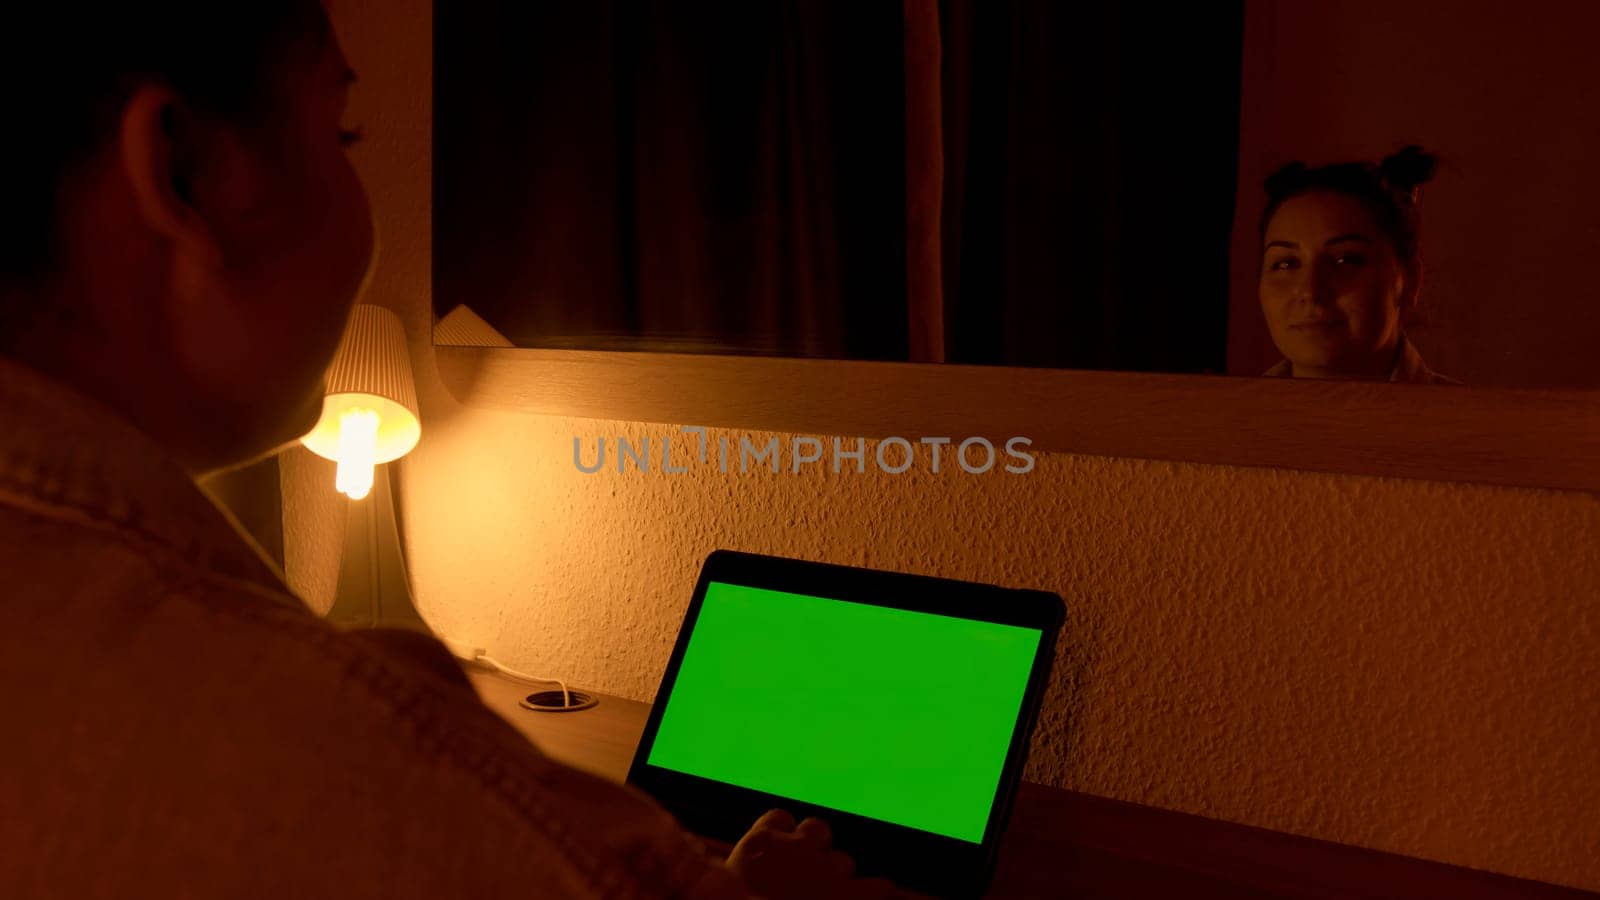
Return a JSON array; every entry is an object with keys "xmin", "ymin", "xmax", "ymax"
[
  {"xmin": 1263, "ymin": 160, "xmax": 1310, "ymax": 199},
  {"xmin": 1379, "ymin": 145, "xmax": 1438, "ymax": 194}
]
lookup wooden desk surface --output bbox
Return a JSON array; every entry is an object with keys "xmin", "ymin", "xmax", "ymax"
[{"xmin": 466, "ymin": 668, "xmax": 1592, "ymax": 900}]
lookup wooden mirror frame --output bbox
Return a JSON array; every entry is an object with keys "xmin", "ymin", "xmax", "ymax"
[{"xmin": 435, "ymin": 345, "xmax": 1600, "ymax": 493}]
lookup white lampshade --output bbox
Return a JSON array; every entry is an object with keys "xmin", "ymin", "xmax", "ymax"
[{"xmin": 300, "ymin": 304, "xmax": 421, "ymax": 500}]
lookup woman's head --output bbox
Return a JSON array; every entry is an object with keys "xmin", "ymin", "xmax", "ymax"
[
  {"xmin": 1, "ymin": 2, "xmax": 374, "ymax": 472},
  {"xmin": 1257, "ymin": 146, "xmax": 1437, "ymax": 378}
]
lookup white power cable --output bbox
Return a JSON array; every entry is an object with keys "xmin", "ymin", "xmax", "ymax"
[
  {"xmin": 477, "ymin": 654, "xmax": 572, "ymax": 710},
  {"xmin": 439, "ymin": 637, "xmax": 574, "ymax": 709}
]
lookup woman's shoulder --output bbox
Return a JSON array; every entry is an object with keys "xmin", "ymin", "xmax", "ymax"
[{"xmin": 1395, "ymin": 337, "xmax": 1462, "ymax": 385}]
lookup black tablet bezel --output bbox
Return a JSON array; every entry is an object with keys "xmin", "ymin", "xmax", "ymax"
[{"xmin": 626, "ymin": 549, "xmax": 1064, "ymax": 899}]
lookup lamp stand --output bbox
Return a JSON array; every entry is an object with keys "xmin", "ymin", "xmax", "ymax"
[{"xmin": 328, "ymin": 463, "xmax": 431, "ymax": 633}]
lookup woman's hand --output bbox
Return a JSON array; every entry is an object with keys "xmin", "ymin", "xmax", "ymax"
[{"xmin": 725, "ymin": 809, "xmax": 913, "ymax": 900}]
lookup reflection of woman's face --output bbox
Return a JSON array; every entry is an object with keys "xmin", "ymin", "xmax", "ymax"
[{"xmin": 1259, "ymin": 191, "xmax": 1406, "ymax": 378}]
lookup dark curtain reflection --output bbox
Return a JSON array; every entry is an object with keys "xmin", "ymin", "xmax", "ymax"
[
  {"xmin": 435, "ymin": 0, "xmax": 1243, "ymax": 371},
  {"xmin": 435, "ymin": 0, "xmax": 908, "ymax": 359},
  {"xmin": 939, "ymin": 0, "xmax": 1244, "ymax": 370}
]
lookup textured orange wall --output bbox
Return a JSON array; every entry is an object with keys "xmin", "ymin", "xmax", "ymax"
[{"xmin": 284, "ymin": 0, "xmax": 1600, "ymax": 889}]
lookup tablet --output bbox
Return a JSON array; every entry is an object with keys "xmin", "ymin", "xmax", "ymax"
[{"xmin": 626, "ymin": 550, "xmax": 1064, "ymax": 898}]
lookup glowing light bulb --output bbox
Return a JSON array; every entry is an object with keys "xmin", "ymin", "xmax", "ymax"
[{"xmin": 335, "ymin": 407, "xmax": 381, "ymax": 500}]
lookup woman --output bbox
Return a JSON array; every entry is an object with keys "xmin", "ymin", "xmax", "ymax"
[{"xmin": 1257, "ymin": 146, "xmax": 1459, "ymax": 384}]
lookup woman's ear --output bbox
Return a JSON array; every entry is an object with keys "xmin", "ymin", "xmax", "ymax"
[{"xmin": 117, "ymin": 85, "xmax": 222, "ymax": 264}]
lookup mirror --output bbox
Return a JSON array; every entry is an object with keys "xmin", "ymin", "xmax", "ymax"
[{"xmin": 435, "ymin": 1, "xmax": 1600, "ymax": 390}]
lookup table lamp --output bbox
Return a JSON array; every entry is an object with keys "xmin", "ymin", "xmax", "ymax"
[
  {"xmin": 299, "ymin": 304, "xmax": 421, "ymax": 500},
  {"xmin": 300, "ymin": 304, "xmax": 427, "ymax": 632}
]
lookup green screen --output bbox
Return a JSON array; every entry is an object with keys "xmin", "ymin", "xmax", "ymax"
[{"xmin": 647, "ymin": 582, "xmax": 1042, "ymax": 843}]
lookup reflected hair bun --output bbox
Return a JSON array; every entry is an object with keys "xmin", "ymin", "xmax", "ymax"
[
  {"xmin": 1260, "ymin": 145, "xmax": 1440, "ymax": 270},
  {"xmin": 1262, "ymin": 161, "xmax": 1311, "ymax": 202},
  {"xmin": 1378, "ymin": 145, "xmax": 1439, "ymax": 196}
]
